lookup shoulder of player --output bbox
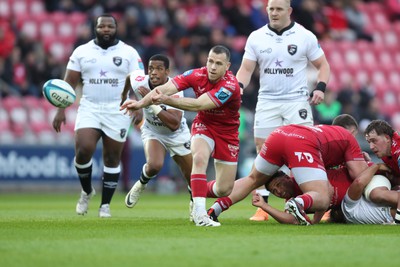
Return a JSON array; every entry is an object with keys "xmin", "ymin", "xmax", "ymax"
[
  {"xmin": 293, "ymin": 22, "xmax": 317, "ymax": 38},
  {"xmin": 249, "ymin": 25, "xmax": 270, "ymax": 38}
]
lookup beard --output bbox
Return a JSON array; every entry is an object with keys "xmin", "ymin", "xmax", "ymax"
[{"xmin": 95, "ymin": 31, "xmax": 117, "ymax": 49}]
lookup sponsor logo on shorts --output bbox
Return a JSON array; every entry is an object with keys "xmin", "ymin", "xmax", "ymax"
[
  {"xmin": 120, "ymin": 129, "xmax": 126, "ymax": 138},
  {"xmin": 228, "ymin": 144, "xmax": 239, "ymax": 158},
  {"xmin": 184, "ymin": 141, "xmax": 191, "ymax": 150},
  {"xmin": 299, "ymin": 109, "xmax": 307, "ymax": 120},
  {"xmin": 113, "ymin": 57, "xmax": 122, "ymax": 66}
]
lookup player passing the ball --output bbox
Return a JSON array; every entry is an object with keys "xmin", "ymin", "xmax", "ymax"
[
  {"xmin": 52, "ymin": 14, "xmax": 144, "ymax": 217},
  {"xmin": 236, "ymin": 0, "xmax": 331, "ymax": 221},
  {"xmin": 120, "ymin": 54, "xmax": 194, "ymax": 218},
  {"xmin": 121, "ymin": 45, "xmax": 241, "ymax": 227}
]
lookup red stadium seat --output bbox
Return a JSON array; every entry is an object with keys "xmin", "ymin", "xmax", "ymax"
[
  {"xmin": 30, "ymin": 0, "xmax": 45, "ymax": 15},
  {"xmin": 0, "ymin": 0, "xmax": 11, "ymax": 18},
  {"xmin": 1, "ymin": 96, "xmax": 23, "ymax": 111},
  {"xmin": 23, "ymin": 96, "xmax": 41, "ymax": 109},
  {"xmin": 0, "ymin": 107, "xmax": 11, "ymax": 131},
  {"xmin": 19, "ymin": 18, "xmax": 39, "ymax": 39},
  {"xmin": 12, "ymin": 0, "xmax": 28, "ymax": 17}
]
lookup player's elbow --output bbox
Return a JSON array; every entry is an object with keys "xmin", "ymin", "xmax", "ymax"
[{"xmin": 168, "ymin": 121, "xmax": 181, "ymax": 132}]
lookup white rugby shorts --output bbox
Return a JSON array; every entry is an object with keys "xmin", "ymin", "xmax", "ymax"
[
  {"xmin": 75, "ymin": 98, "xmax": 132, "ymax": 142},
  {"xmin": 254, "ymin": 100, "xmax": 313, "ymax": 139},
  {"xmin": 141, "ymin": 125, "xmax": 191, "ymax": 157}
]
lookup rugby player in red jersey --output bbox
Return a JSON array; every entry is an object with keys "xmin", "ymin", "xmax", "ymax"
[
  {"xmin": 121, "ymin": 45, "xmax": 241, "ymax": 227},
  {"xmin": 365, "ymin": 120, "xmax": 400, "ymax": 224}
]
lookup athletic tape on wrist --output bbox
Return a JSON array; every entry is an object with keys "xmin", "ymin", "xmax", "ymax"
[{"xmin": 149, "ymin": 105, "xmax": 162, "ymax": 115}]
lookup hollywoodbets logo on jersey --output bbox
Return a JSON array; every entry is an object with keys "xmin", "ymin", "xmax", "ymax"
[
  {"xmin": 89, "ymin": 69, "xmax": 118, "ymax": 87},
  {"xmin": 264, "ymin": 59, "xmax": 293, "ymax": 76}
]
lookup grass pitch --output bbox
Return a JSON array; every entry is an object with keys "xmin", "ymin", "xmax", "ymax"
[{"xmin": 1, "ymin": 192, "xmax": 399, "ymax": 267}]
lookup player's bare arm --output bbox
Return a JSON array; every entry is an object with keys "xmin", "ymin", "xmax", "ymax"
[
  {"xmin": 120, "ymin": 75, "xmax": 132, "ymax": 106},
  {"xmin": 120, "ymin": 80, "xmax": 178, "ymax": 112},
  {"xmin": 138, "ymin": 83, "xmax": 183, "ymax": 131},
  {"xmin": 347, "ymin": 163, "xmax": 391, "ymax": 201},
  {"xmin": 236, "ymin": 58, "xmax": 256, "ymax": 94},
  {"xmin": 53, "ymin": 69, "xmax": 81, "ymax": 132},
  {"xmin": 252, "ymin": 193, "xmax": 298, "ymax": 224},
  {"xmin": 152, "ymin": 88, "xmax": 217, "ymax": 111},
  {"xmin": 309, "ymin": 55, "xmax": 330, "ymax": 106}
]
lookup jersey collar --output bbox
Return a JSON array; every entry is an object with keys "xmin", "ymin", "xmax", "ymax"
[{"xmin": 267, "ymin": 21, "xmax": 295, "ymax": 36}]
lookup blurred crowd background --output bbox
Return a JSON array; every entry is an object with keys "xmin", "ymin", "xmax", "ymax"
[{"xmin": 1, "ymin": 0, "xmax": 400, "ymax": 156}]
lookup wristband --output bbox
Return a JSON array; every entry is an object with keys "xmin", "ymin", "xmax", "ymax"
[
  {"xmin": 149, "ymin": 105, "xmax": 162, "ymax": 115},
  {"xmin": 238, "ymin": 82, "xmax": 244, "ymax": 89},
  {"xmin": 310, "ymin": 81, "xmax": 327, "ymax": 97},
  {"xmin": 315, "ymin": 81, "xmax": 327, "ymax": 93}
]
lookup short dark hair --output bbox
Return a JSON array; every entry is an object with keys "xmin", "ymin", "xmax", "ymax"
[
  {"xmin": 332, "ymin": 114, "xmax": 358, "ymax": 129},
  {"xmin": 210, "ymin": 45, "xmax": 231, "ymax": 61},
  {"xmin": 95, "ymin": 14, "xmax": 117, "ymax": 27},
  {"xmin": 264, "ymin": 170, "xmax": 286, "ymax": 190},
  {"xmin": 364, "ymin": 120, "xmax": 395, "ymax": 138},
  {"xmin": 329, "ymin": 207, "xmax": 347, "ymax": 224},
  {"xmin": 149, "ymin": 54, "xmax": 170, "ymax": 69}
]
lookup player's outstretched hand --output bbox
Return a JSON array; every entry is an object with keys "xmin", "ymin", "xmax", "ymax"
[
  {"xmin": 120, "ymin": 99, "xmax": 140, "ymax": 116},
  {"xmin": 252, "ymin": 192, "xmax": 266, "ymax": 208}
]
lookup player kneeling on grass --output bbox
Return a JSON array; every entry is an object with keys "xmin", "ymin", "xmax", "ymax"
[{"xmin": 120, "ymin": 54, "xmax": 193, "ymax": 218}]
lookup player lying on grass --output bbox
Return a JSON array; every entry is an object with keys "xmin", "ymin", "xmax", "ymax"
[
  {"xmin": 207, "ymin": 114, "xmax": 368, "ymax": 225},
  {"xmin": 249, "ymin": 163, "xmax": 399, "ymax": 224},
  {"xmin": 330, "ymin": 163, "xmax": 400, "ymax": 224},
  {"xmin": 250, "ymin": 168, "xmax": 351, "ymax": 225}
]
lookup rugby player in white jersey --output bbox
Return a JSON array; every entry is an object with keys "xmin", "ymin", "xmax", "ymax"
[
  {"xmin": 120, "ymin": 54, "xmax": 193, "ymax": 218},
  {"xmin": 332, "ymin": 163, "xmax": 399, "ymax": 224},
  {"xmin": 235, "ymin": 0, "xmax": 331, "ymax": 221},
  {"xmin": 52, "ymin": 14, "xmax": 144, "ymax": 218}
]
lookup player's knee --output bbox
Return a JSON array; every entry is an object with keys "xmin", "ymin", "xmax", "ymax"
[
  {"xmin": 312, "ymin": 194, "xmax": 330, "ymax": 211},
  {"xmin": 369, "ymin": 188, "xmax": 388, "ymax": 205},
  {"xmin": 215, "ymin": 184, "xmax": 234, "ymax": 197},
  {"xmin": 145, "ymin": 162, "xmax": 162, "ymax": 175},
  {"xmin": 192, "ymin": 154, "xmax": 208, "ymax": 169}
]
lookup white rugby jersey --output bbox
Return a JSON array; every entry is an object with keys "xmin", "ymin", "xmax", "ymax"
[
  {"xmin": 342, "ymin": 194, "xmax": 394, "ymax": 224},
  {"xmin": 243, "ymin": 22, "xmax": 324, "ymax": 101},
  {"xmin": 130, "ymin": 74, "xmax": 189, "ymax": 135},
  {"xmin": 67, "ymin": 40, "xmax": 143, "ymax": 103}
]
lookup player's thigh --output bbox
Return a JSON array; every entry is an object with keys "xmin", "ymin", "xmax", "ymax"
[{"xmin": 254, "ymin": 102, "xmax": 283, "ymax": 139}]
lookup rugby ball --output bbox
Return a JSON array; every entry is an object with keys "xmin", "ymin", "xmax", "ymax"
[{"xmin": 42, "ymin": 79, "xmax": 76, "ymax": 108}]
